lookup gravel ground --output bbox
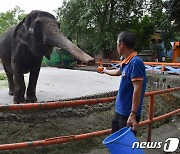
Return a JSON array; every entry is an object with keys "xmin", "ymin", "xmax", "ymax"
[{"xmin": 0, "ymin": 93, "xmax": 179, "ymax": 154}]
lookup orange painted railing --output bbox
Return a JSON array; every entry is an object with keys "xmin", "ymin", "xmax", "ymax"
[
  {"xmin": 0, "ymin": 87, "xmax": 179, "ymax": 150},
  {"xmin": 144, "ymin": 62, "xmax": 180, "ymax": 66},
  {"xmin": 109, "ymin": 61, "xmax": 180, "ymax": 75},
  {"xmin": 144, "ymin": 62, "xmax": 180, "ymax": 74},
  {"xmin": 0, "ymin": 97, "xmax": 115, "ymax": 111},
  {"xmin": 110, "ymin": 61, "xmax": 180, "ymax": 67},
  {"xmin": 97, "ymin": 60, "xmax": 180, "ymax": 75}
]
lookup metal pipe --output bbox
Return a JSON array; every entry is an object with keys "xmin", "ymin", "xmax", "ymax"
[
  {"xmin": 145, "ymin": 87, "xmax": 180, "ymax": 97},
  {"xmin": 147, "ymin": 95, "xmax": 154, "ymax": 142},
  {"xmin": 153, "ymin": 109, "xmax": 180, "ymax": 122},
  {"xmin": 137, "ymin": 120, "xmax": 151, "ymax": 127},
  {"xmin": 0, "ymin": 109, "xmax": 179, "ymax": 151},
  {"xmin": 0, "ymin": 88, "xmax": 179, "ymax": 151},
  {"xmin": 161, "ymin": 64, "xmax": 165, "ymax": 74},
  {"xmin": 144, "ymin": 62, "xmax": 180, "ymax": 66},
  {"xmin": 0, "ymin": 129, "xmax": 111, "ymax": 150},
  {"xmin": 110, "ymin": 61, "xmax": 180, "ymax": 66},
  {"xmin": 0, "ymin": 97, "xmax": 116, "ymax": 111},
  {"xmin": 137, "ymin": 109, "xmax": 180, "ymax": 127},
  {"xmin": 0, "ymin": 87, "xmax": 179, "ymax": 111}
]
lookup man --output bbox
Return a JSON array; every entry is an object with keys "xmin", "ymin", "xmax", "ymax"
[{"xmin": 102, "ymin": 31, "xmax": 146, "ymax": 134}]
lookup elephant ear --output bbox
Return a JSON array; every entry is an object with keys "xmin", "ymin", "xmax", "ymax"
[
  {"xmin": 26, "ymin": 11, "xmax": 49, "ymax": 56},
  {"xmin": 14, "ymin": 11, "xmax": 47, "ymax": 57},
  {"xmin": 13, "ymin": 18, "xmax": 26, "ymax": 38},
  {"xmin": 13, "ymin": 14, "xmax": 33, "ymax": 44},
  {"xmin": 30, "ymin": 18, "xmax": 47, "ymax": 56}
]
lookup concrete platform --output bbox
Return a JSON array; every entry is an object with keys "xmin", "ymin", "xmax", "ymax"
[{"xmin": 0, "ymin": 67, "xmax": 120, "ymax": 105}]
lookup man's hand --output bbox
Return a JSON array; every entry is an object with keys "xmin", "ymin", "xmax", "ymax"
[
  {"xmin": 99, "ymin": 67, "xmax": 121, "ymax": 76},
  {"xmin": 102, "ymin": 67, "xmax": 107, "ymax": 73},
  {"xmin": 127, "ymin": 112, "xmax": 137, "ymax": 131},
  {"xmin": 97, "ymin": 66, "xmax": 106, "ymax": 74}
]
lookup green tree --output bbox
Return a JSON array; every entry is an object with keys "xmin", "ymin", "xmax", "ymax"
[
  {"xmin": 166, "ymin": 0, "xmax": 180, "ymax": 31},
  {"xmin": 56, "ymin": 0, "xmax": 153, "ymax": 55},
  {"xmin": 56, "ymin": 0, "xmax": 179, "ymax": 56},
  {"xmin": 164, "ymin": 0, "xmax": 180, "ymax": 41},
  {"xmin": 147, "ymin": 0, "xmax": 178, "ymax": 52},
  {"xmin": 130, "ymin": 15, "xmax": 154, "ymax": 51},
  {"xmin": 0, "ymin": 6, "xmax": 26, "ymax": 36}
]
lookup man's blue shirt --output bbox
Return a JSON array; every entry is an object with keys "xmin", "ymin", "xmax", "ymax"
[{"xmin": 115, "ymin": 52, "xmax": 146, "ymax": 116}]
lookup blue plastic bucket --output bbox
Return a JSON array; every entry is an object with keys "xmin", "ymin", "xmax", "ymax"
[{"xmin": 103, "ymin": 127, "xmax": 144, "ymax": 154}]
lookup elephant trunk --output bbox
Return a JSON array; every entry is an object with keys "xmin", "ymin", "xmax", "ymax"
[{"xmin": 43, "ymin": 28, "xmax": 94, "ymax": 63}]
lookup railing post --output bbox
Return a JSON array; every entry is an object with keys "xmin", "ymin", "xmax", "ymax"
[
  {"xmin": 161, "ymin": 64, "xmax": 165, "ymax": 74},
  {"xmin": 152, "ymin": 64, "xmax": 154, "ymax": 76},
  {"xmin": 147, "ymin": 95, "xmax": 154, "ymax": 142}
]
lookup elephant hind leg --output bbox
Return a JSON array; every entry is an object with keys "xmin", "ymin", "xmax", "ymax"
[{"xmin": 2, "ymin": 64, "xmax": 14, "ymax": 95}]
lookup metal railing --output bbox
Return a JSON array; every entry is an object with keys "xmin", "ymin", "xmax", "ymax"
[
  {"xmin": 0, "ymin": 87, "xmax": 179, "ymax": 150},
  {"xmin": 109, "ymin": 61, "xmax": 180, "ymax": 75}
]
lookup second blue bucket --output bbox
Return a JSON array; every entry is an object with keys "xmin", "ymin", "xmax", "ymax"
[{"xmin": 103, "ymin": 127, "xmax": 144, "ymax": 154}]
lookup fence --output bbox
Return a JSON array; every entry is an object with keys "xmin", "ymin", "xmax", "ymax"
[
  {"xmin": 0, "ymin": 87, "xmax": 179, "ymax": 150},
  {"xmin": 109, "ymin": 61, "xmax": 180, "ymax": 75},
  {"xmin": 144, "ymin": 62, "xmax": 180, "ymax": 75}
]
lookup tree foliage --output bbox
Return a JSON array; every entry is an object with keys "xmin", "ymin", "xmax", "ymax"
[
  {"xmin": 149, "ymin": 0, "xmax": 180, "ymax": 51},
  {"xmin": 0, "ymin": 1, "xmax": 178, "ymax": 58},
  {"xmin": 56, "ymin": 0, "xmax": 154, "ymax": 54},
  {"xmin": 0, "ymin": 6, "xmax": 26, "ymax": 36},
  {"xmin": 163, "ymin": 0, "xmax": 180, "ymax": 42},
  {"xmin": 165, "ymin": 0, "xmax": 180, "ymax": 31}
]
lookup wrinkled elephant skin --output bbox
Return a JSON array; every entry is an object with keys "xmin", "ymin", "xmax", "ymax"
[{"xmin": 0, "ymin": 10, "xmax": 93, "ymax": 103}]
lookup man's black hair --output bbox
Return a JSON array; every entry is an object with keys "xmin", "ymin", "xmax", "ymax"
[{"xmin": 117, "ymin": 31, "xmax": 136, "ymax": 49}]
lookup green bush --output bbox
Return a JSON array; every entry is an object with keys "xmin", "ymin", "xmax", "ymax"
[
  {"xmin": 62, "ymin": 52, "xmax": 75, "ymax": 68},
  {"xmin": 42, "ymin": 49, "xmax": 75, "ymax": 68},
  {"xmin": 0, "ymin": 73, "xmax": 7, "ymax": 80},
  {"xmin": 42, "ymin": 50, "xmax": 60, "ymax": 67}
]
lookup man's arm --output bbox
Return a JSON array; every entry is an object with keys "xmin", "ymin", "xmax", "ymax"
[
  {"xmin": 127, "ymin": 80, "xmax": 143, "ymax": 131},
  {"xmin": 103, "ymin": 67, "xmax": 121, "ymax": 76}
]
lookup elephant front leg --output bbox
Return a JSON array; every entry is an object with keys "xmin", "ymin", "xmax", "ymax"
[
  {"xmin": 7, "ymin": 74, "xmax": 15, "ymax": 96},
  {"xmin": 13, "ymin": 72, "xmax": 26, "ymax": 103},
  {"xmin": 2, "ymin": 64, "xmax": 14, "ymax": 95},
  {"xmin": 26, "ymin": 67, "xmax": 41, "ymax": 102}
]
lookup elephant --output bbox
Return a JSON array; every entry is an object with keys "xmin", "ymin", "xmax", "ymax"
[{"xmin": 0, "ymin": 10, "xmax": 93, "ymax": 103}]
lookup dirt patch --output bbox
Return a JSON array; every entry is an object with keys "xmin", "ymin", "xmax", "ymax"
[
  {"xmin": 0, "ymin": 66, "xmax": 179, "ymax": 153},
  {"xmin": 0, "ymin": 93, "xmax": 179, "ymax": 154}
]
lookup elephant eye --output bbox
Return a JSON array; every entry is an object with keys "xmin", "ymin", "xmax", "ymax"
[
  {"xmin": 29, "ymin": 27, "xmax": 34, "ymax": 33},
  {"xmin": 57, "ymin": 22, "xmax": 60, "ymax": 29}
]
